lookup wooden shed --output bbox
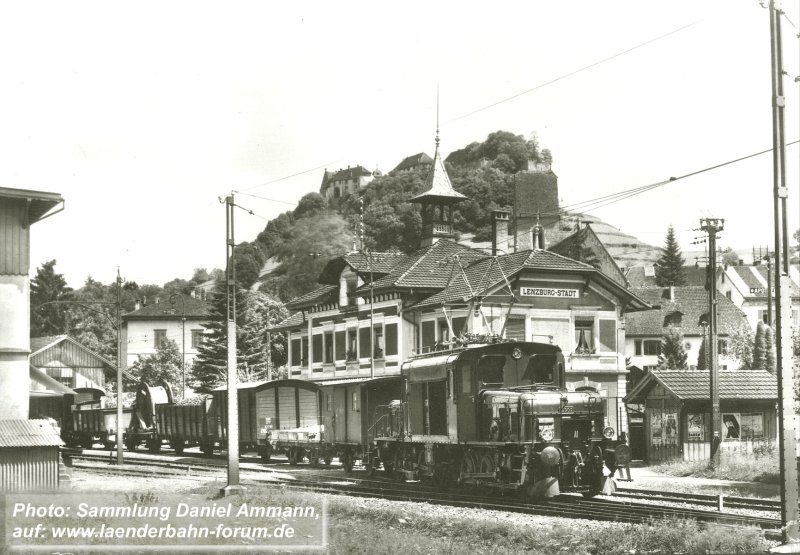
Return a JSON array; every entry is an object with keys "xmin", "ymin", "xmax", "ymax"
[{"xmin": 624, "ymin": 369, "xmax": 777, "ymax": 462}]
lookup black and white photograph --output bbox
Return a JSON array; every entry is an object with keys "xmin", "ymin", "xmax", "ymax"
[{"xmin": 0, "ymin": 1, "xmax": 799, "ymax": 553}]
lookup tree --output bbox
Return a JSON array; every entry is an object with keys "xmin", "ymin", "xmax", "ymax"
[
  {"xmin": 190, "ymin": 282, "xmax": 290, "ymax": 393},
  {"xmin": 657, "ymin": 326, "xmax": 688, "ymax": 369},
  {"xmin": 30, "ymin": 260, "xmax": 73, "ymax": 336},
  {"xmin": 129, "ymin": 339, "xmax": 182, "ymax": 395},
  {"xmin": 752, "ymin": 322, "xmax": 767, "ymax": 369},
  {"xmin": 727, "ymin": 323, "xmax": 754, "ymax": 370},
  {"xmin": 697, "ymin": 336, "xmax": 708, "ymax": 370},
  {"xmin": 655, "ymin": 226, "xmax": 687, "ymax": 287},
  {"xmin": 764, "ymin": 324, "xmax": 776, "ymax": 373},
  {"xmin": 720, "ymin": 247, "xmax": 739, "ymax": 267},
  {"xmin": 262, "ymin": 214, "xmax": 353, "ymax": 301}
]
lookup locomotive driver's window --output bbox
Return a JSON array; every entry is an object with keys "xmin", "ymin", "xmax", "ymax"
[
  {"xmin": 523, "ymin": 354, "xmax": 555, "ymax": 384},
  {"xmin": 478, "ymin": 355, "xmax": 505, "ymax": 386}
]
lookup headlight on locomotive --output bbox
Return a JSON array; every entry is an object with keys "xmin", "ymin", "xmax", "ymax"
[
  {"xmin": 540, "ymin": 427, "xmax": 554, "ymax": 442},
  {"xmin": 602, "ymin": 426, "xmax": 615, "ymax": 439}
]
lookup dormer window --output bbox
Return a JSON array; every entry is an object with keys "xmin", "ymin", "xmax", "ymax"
[{"xmin": 664, "ymin": 311, "xmax": 683, "ymax": 327}]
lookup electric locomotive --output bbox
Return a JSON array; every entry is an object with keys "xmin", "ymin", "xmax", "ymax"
[{"xmin": 371, "ymin": 340, "xmax": 630, "ymax": 499}]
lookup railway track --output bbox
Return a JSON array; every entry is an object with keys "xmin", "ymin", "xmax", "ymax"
[
  {"xmin": 69, "ymin": 453, "xmax": 782, "ymax": 535},
  {"xmin": 615, "ymin": 487, "xmax": 781, "ymax": 512}
]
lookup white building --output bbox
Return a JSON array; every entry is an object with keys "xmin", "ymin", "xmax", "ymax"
[
  {"xmin": 716, "ymin": 263, "xmax": 800, "ymax": 331},
  {"xmin": 120, "ymin": 295, "xmax": 211, "ymax": 371},
  {"xmin": 625, "ymin": 286, "xmax": 749, "ymax": 371}
]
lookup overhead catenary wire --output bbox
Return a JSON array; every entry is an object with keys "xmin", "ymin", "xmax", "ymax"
[{"xmin": 446, "ymin": 21, "xmax": 700, "ymax": 124}]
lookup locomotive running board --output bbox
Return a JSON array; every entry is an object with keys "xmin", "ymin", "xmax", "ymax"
[{"xmin": 460, "ymin": 472, "xmax": 495, "ymax": 479}]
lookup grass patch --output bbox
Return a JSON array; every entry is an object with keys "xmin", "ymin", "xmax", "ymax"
[
  {"xmin": 651, "ymin": 448, "xmax": 780, "ymax": 484},
  {"xmin": 197, "ymin": 483, "xmax": 771, "ymax": 554}
]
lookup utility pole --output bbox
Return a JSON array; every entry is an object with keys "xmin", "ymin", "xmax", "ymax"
[
  {"xmin": 768, "ymin": 0, "xmax": 797, "ymax": 542},
  {"xmin": 222, "ymin": 194, "xmax": 243, "ymax": 496},
  {"xmin": 169, "ymin": 294, "xmax": 186, "ymax": 399},
  {"xmin": 700, "ymin": 218, "xmax": 723, "ymax": 469},
  {"xmin": 115, "ymin": 268, "xmax": 123, "ymax": 466}
]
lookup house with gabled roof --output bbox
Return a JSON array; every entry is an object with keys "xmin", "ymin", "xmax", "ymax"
[
  {"xmin": 29, "ymin": 335, "xmax": 118, "ymax": 391},
  {"xmin": 120, "ymin": 295, "xmax": 212, "ymax": 372},
  {"xmin": 274, "ymin": 128, "xmax": 650, "ymax": 439},
  {"xmin": 716, "ymin": 262, "xmax": 800, "ymax": 330},
  {"xmin": 625, "ymin": 264, "xmax": 709, "ymax": 289},
  {"xmin": 625, "ymin": 368, "xmax": 777, "ymax": 462},
  {"xmin": 319, "ymin": 165, "xmax": 376, "ymax": 201},
  {"xmin": 390, "ymin": 152, "xmax": 433, "ymax": 175},
  {"xmin": 624, "ymin": 286, "xmax": 749, "ymax": 372}
]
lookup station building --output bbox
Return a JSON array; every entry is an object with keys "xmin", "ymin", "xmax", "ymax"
[{"xmin": 274, "ymin": 133, "xmax": 649, "ymax": 438}]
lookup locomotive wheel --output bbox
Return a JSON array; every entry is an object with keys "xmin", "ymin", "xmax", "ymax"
[
  {"xmin": 393, "ymin": 451, "xmax": 405, "ymax": 482},
  {"xmin": 477, "ymin": 454, "xmax": 495, "ymax": 494},
  {"xmin": 459, "ymin": 455, "xmax": 477, "ymax": 488},
  {"xmin": 342, "ymin": 451, "xmax": 354, "ymax": 473},
  {"xmin": 433, "ymin": 461, "xmax": 455, "ymax": 489}
]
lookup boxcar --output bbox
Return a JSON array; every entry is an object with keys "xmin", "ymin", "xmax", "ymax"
[
  {"xmin": 253, "ymin": 379, "xmax": 322, "ymax": 464},
  {"xmin": 318, "ymin": 376, "xmax": 403, "ymax": 472}
]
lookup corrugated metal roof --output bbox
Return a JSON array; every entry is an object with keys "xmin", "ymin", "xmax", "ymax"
[{"xmin": 0, "ymin": 420, "xmax": 64, "ymax": 447}]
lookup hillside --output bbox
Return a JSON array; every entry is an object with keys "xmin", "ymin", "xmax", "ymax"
[{"xmin": 240, "ymin": 130, "xmax": 660, "ymax": 301}]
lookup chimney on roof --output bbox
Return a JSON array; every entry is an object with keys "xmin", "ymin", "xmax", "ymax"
[
  {"xmin": 134, "ymin": 300, "xmax": 141, "ymax": 311},
  {"xmin": 491, "ymin": 209, "xmax": 510, "ymax": 255},
  {"xmin": 530, "ymin": 224, "xmax": 545, "ymax": 251}
]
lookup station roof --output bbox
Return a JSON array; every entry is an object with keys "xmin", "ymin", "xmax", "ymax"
[
  {"xmin": 626, "ymin": 369, "xmax": 777, "ymax": 404},
  {"xmin": 0, "ymin": 186, "xmax": 64, "ymax": 225}
]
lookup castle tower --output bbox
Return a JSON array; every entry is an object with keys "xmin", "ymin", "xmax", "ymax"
[{"xmin": 410, "ymin": 126, "xmax": 467, "ymax": 247}]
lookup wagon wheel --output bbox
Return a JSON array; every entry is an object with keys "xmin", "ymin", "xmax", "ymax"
[
  {"xmin": 288, "ymin": 447, "xmax": 300, "ymax": 466},
  {"xmin": 364, "ymin": 453, "xmax": 379, "ymax": 477},
  {"xmin": 342, "ymin": 451, "xmax": 354, "ymax": 473},
  {"xmin": 323, "ymin": 453, "xmax": 333, "ymax": 466},
  {"xmin": 261, "ymin": 448, "xmax": 271, "ymax": 463},
  {"xmin": 309, "ymin": 449, "xmax": 320, "ymax": 467},
  {"xmin": 147, "ymin": 437, "xmax": 161, "ymax": 454},
  {"xmin": 200, "ymin": 441, "xmax": 214, "ymax": 456},
  {"xmin": 125, "ymin": 436, "xmax": 138, "ymax": 452},
  {"xmin": 80, "ymin": 433, "xmax": 94, "ymax": 450},
  {"xmin": 172, "ymin": 437, "xmax": 185, "ymax": 456}
]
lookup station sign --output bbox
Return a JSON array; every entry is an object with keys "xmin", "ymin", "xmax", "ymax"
[
  {"xmin": 749, "ymin": 287, "xmax": 774, "ymax": 295},
  {"xmin": 519, "ymin": 287, "xmax": 580, "ymax": 299}
]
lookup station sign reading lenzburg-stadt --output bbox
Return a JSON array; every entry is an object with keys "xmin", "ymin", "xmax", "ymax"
[{"xmin": 520, "ymin": 287, "xmax": 580, "ymax": 299}]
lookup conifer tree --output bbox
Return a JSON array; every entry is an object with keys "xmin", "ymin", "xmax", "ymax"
[
  {"xmin": 764, "ymin": 325, "xmax": 776, "ymax": 373},
  {"xmin": 30, "ymin": 260, "xmax": 73, "ymax": 336},
  {"xmin": 655, "ymin": 225, "xmax": 687, "ymax": 287},
  {"xmin": 697, "ymin": 336, "xmax": 708, "ymax": 370},
  {"xmin": 752, "ymin": 321, "xmax": 766, "ymax": 369},
  {"xmin": 657, "ymin": 326, "xmax": 688, "ymax": 370}
]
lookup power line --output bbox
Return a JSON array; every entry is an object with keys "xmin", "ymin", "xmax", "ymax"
[
  {"xmin": 446, "ymin": 20, "xmax": 699, "ymax": 124},
  {"xmin": 559, "ymin": 139, "xmax": 800, "ymax": 215},
  {"xmin": 233, "ymin": 191, "xmax": 297, "ymax": 206},
  {"xmin": 236, "ymin": 159, "xmax": 345, "ymax": 193}
]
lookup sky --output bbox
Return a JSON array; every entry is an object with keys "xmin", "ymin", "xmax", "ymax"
[{"xmin": 4, "ymin": 1, "xmax": 799, "ymax": 289}]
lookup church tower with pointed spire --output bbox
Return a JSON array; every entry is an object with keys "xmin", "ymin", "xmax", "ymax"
[{"xmin": 410, "ymin": 117, "xmax": 468, "ymax": 247}]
